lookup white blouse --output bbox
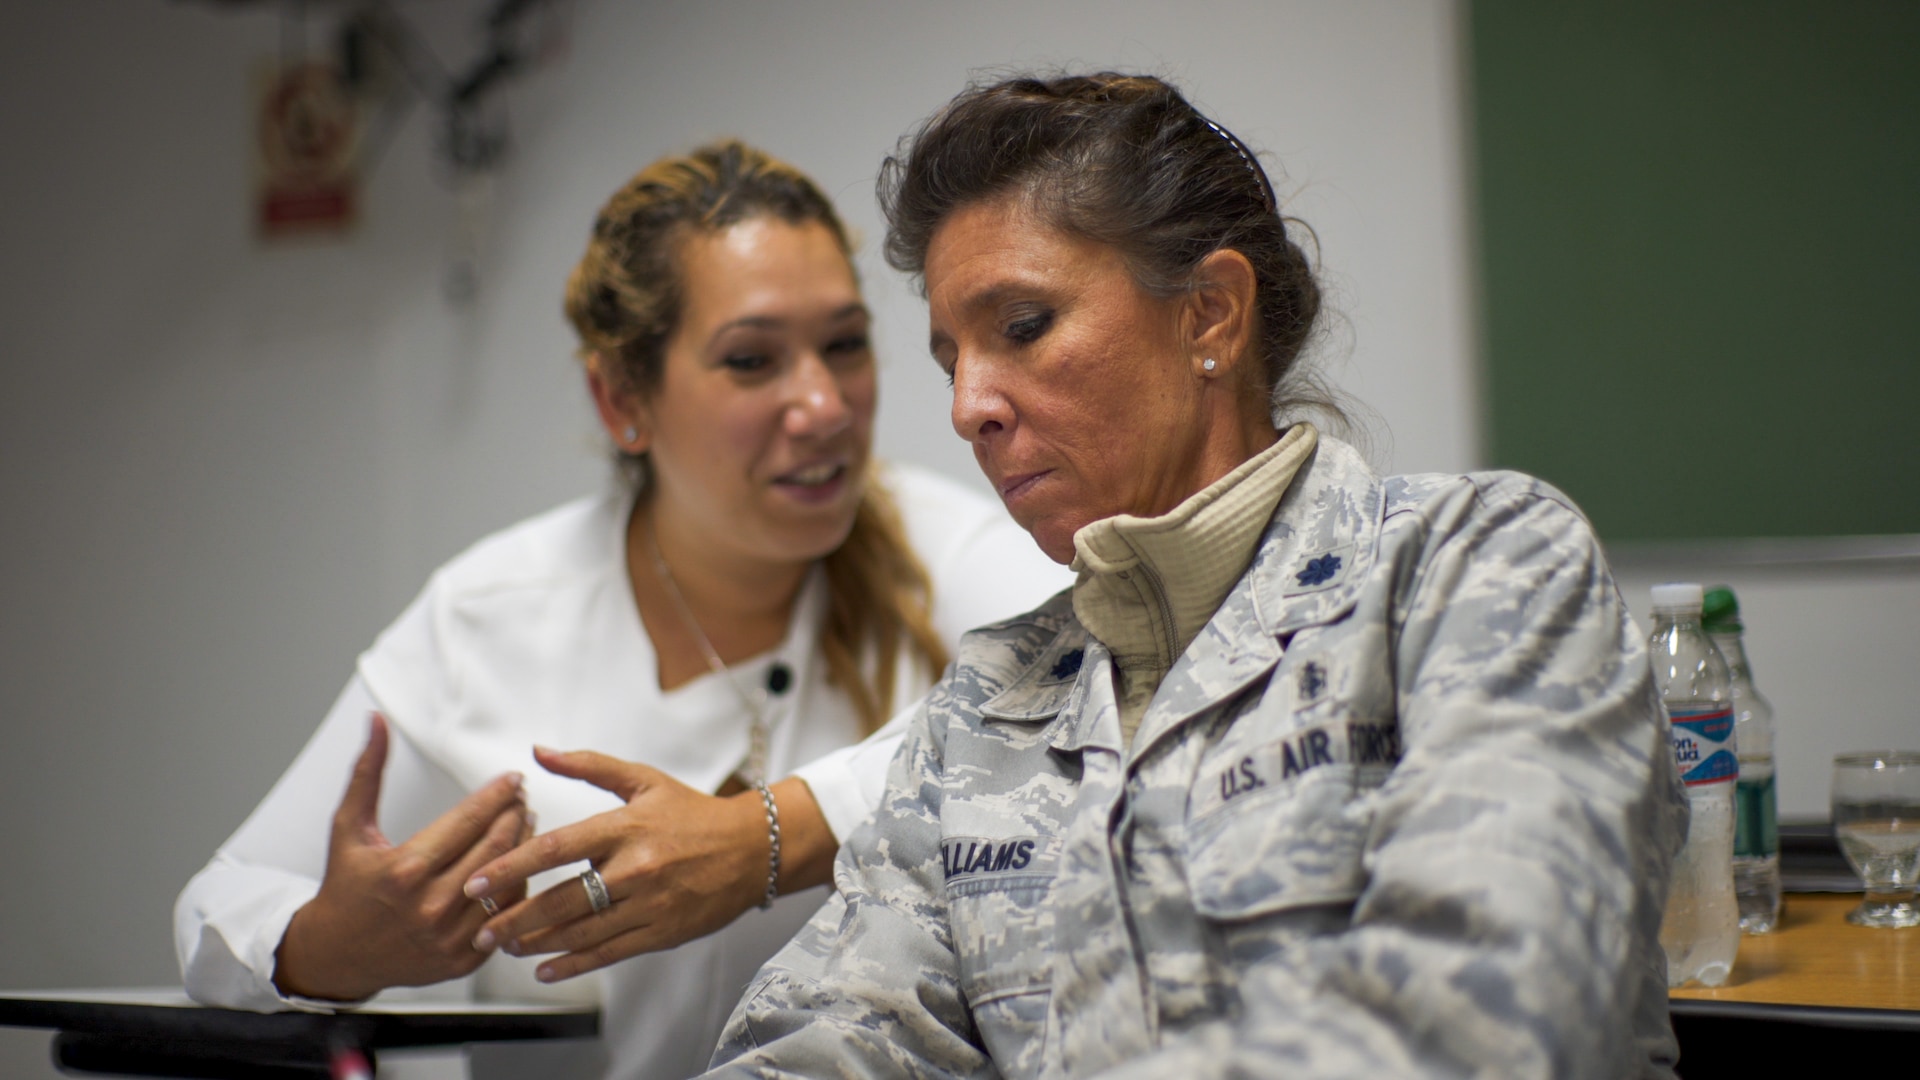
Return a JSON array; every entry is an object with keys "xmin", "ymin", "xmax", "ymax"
[{"xmin": 173, "ymin": 463, "xmax": 1069, "ymax": 1080}]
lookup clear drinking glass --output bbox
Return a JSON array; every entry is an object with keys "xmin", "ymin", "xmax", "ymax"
[{"xmin": 1831, "ymin": 751, "xmax": 1920, "ymax": 929}]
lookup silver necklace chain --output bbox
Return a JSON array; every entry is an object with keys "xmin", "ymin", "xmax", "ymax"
[{"xmin": 645, "ymin": 519, "xmax": 771, "ymax": 786}]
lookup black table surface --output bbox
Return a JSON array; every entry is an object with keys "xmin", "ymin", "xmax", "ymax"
[
  {"xmin": 0, "ymin": 988, "xmax": 599, "ymax": 1079},
  {"xmin": 0, "ymin": 987, "xmax": 598, "ymax": 1048}
]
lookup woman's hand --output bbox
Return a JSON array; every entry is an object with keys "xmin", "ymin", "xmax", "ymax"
[
  {"xmin": 272, "ymin": 715, "xmax": 533, "ymax": 1002},
  {"xmin": 462, "ymin": 746, "xmax": 834, "ymax": 983}
]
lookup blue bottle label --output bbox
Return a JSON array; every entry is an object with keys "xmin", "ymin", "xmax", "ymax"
[{"xmin": 1668, "ymin": 704, "xmax": 1737, "ymax": 786}]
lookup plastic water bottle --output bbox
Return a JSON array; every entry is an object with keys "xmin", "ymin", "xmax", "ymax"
[
  {"xmin": 1704, "ymin": 585, "xmax": 1780, "ymax": 934},
  {"xmin": 1650, "ymin": 583, "xmax": 1740, "ymax": 987}
]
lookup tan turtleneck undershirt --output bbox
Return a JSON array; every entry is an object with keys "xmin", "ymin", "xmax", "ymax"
[{"xmin": 1070, "ymin": 422, "xmax": 1318, "ymax": 747}]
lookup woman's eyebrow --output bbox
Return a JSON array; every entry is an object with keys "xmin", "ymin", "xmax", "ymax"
[
  {"xmin": 706, "ymin": 303, "xmax": 870, "ymax": 346},
  {"xmin": 927, "ymin": 282, "xmax": 1027, "ymax": 359},
  {"xmin": 709, "ymin": 315, "xmax": 784, "ymax": 342}
]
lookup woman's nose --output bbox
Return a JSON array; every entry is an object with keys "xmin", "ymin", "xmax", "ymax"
[
  {"xmin": 784, "ymin": 352, "xmax": 853, "ymax": 437},
  {"xmin": 949, "ymin": 355, "xmax": 1007, "ymax": 445}
]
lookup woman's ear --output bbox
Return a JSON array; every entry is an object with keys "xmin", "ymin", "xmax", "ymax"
[
  {"xmin": 586, "ymin": 352, "xmax": 650, "ymax": 453},
  {"xmin": 1185, "ymin": 249, "xmax": 1258, "ymax": 380}
]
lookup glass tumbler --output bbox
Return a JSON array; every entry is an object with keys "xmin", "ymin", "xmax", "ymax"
[{"xmin": 1831, "ymin": 751, "xmax": 1920, "ymax": 928}]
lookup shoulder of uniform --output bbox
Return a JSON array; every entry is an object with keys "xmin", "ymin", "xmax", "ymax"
[
  {"xmin": 1384, "ymin": 469, "xmax": 1593, "ymax": 526},
  {"xmin": 1373, "ymin": 471, "xmax": 1611, "ymax": 592},
  {"xmin": 940, "ymin": 590, "xmax": 1078, "ymax": 696}
]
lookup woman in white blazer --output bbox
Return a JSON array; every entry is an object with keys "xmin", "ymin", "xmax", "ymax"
[{"xmin": 173, "ymin": 140, "xmax": 1069, "ymax": 1079}]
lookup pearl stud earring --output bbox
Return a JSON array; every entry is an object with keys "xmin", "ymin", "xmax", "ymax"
[
  {"xmin": 1202, "ymin": 358, "xmax": 1217, "ymax": 372},
  {"xmin": 623, "ymin": 426, "xmax": 638, "ymax": 444}
]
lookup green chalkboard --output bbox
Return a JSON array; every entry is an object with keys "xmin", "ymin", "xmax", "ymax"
[{"xmin": 1471, "ymin": 1, "xmax": 1920, "ymax": 544}]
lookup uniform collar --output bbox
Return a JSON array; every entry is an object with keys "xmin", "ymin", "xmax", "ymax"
[
  {"xmin": 1068, "ymin": 424, "xmax": 1317, "ymax": 673},
  {"xmin": 1246, "ymin": 433, "xmax": 1385, "ymax": 637},
  {"xmin": 978, "ymin": 435, "xmax": 1386, "ymax": 755},
  {"xmin": 1127, "ymin": 435, "xmax": 1384, "ymax": 758}
]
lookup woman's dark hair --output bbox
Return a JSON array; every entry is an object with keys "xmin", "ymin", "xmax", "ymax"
[
  {"xmin": 564, "ymin": 140, "xmax": 947, "ymax": 734},
  {"xmin": 879, "ymin": 73, "xmax": 1335, "ymax": 420}
]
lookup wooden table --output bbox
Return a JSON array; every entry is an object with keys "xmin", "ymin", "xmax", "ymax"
[
  {"xmin": 1666, "ymin": 894, "xmax": 1919, "ymax": 1079},
  {"xmin": 1671, "ymin": 892, "xmax": 1920, "ymax": 1011}
]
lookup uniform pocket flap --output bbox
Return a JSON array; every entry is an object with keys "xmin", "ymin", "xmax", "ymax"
[{"xmin": 1184, "ymin": 764, "xmax": 1371, "ymax": 920}]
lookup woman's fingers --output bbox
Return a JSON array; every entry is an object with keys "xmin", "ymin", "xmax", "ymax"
[
  {"xmin": 532, "ymin": 745, "xmax": 660, "ymax": 802},
  {"xmin": 446, "ymin": 802, "xmax": 531, "ymax": 909},
  {"xmin": 499, "ymin": 809, "xmax": 538, "ymax": 906},
  {"xmin": 467, "ymin": 752, "xmax": 759, "ymax": 967},
  {"xmin": 528, "ymin": 920, "xmax": 663, "ymax": 984},
  {"xmin": 331, "ymin": 714, "xmax": 391, "ymax": 846},
  {"xmin": 403, "ymin": 769, "xmax": 526, "ymax": 877},
  {"xmin": 506, "ymin": 884, "xmax": 669, "ymax": 958},
  {"xmin": 475, "ymin": 851, "xmax": 611, "ymax": 950},
  {"xmin": 463, "ymin": 812, "xmax": 608, "ymax": 906},
  {"xmin": 479, "ymin": 812, "xmax": 539, "ymax": 918}
]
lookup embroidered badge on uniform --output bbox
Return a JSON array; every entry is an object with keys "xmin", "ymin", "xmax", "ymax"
[
  {"xmin": 1298, "ymin": 660, "xmax": 1328, "ymax": 704},
  {"xmin": 1049, "ymin": 648, "xmax": 1084, "ymax": 681},
  {"xmin": 1296, "ymin": 553, "xmax": 1342, "ymax": 587}
]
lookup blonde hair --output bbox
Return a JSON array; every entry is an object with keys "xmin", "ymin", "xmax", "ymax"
[{"xmin": 564, "ymin": 140, "xmax": 947, "ymax": 733}]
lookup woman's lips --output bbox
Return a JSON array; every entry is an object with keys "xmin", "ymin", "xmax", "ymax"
[
  {"xmin": 771, "ymin": 461, "xmax": 850, "ymax": 506},
  {"xmin": 998, "ymin": 469, "xmax": 1050, "ymax": 506},
  {"xmin": 779, "ymin": 461, "xmax": 843, "ymax": 485}
]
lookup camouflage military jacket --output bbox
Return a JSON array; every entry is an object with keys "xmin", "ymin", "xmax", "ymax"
[{"xmin": 708, "ymin": 437, "xmax": 1688, "ymax": 1080}]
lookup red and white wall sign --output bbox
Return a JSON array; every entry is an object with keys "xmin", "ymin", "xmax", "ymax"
[{"xmin": 254, "ymin": 61, "xmax": 362, "ymax": 238}]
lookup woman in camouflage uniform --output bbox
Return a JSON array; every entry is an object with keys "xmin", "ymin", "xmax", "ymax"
[{"xmin": 705, "ymin": 74, "xmax": 1687, "ymax": 1080}]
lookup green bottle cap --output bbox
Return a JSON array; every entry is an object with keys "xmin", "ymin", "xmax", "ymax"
[{"xmin": 1702, "ymin": 585, "xmax": 1743, "ymax": 634}]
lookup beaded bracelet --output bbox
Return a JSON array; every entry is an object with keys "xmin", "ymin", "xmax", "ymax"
[{"xmin": 754, "ymin": 782, "xmax": 781, "ymax": 910}]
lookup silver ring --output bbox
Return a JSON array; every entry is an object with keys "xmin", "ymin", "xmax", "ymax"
[
  {"xmin": 579, "ymin": 867, "xmax": 611, "ymax": 914},
  {"xmin": 477, "ymin": 896, "xmax": 499, "ymax": 916}
]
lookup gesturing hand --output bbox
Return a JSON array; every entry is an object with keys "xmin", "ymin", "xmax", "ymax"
[
  {"xmin": 272, "ymin": 714, "xmax": 533, "ymax": 1002},
  {"xmin": 462, "ymin": 746, "xmax": 791, "ymax": 984}
]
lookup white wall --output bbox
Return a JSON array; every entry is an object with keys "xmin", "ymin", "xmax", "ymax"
[{"xmin": 1, "ymin": 1, "xmax": 1911, "ymax": 1077}]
